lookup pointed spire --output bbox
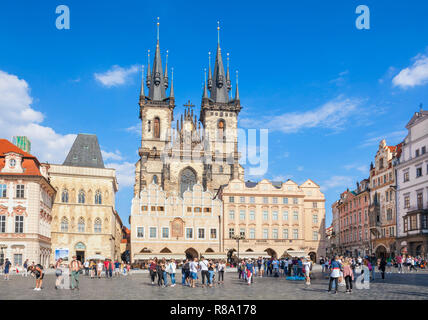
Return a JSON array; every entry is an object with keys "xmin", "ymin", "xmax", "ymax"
[
  {"xmin": 235, "ymin": 70, "xmax": 240, "ymax": 101},
  {"xmin": 139, "ymin": 65, "xmax": 145, "ymax": 105},
  {"xmin": 146, "ymin": 50, "xmax": 151, "ymax": 88},
  {"xmin": 169, "ymin": 67, "xmax": 174, "ymax": 99},
  {"xmin": 226, "ymin": 53, "xmax": 231, "ymax": 91},
  {"xmin": 164, "ymin": 50, "xmax": 169, "ymax": 89},
  {"xmin": 203, "ymin": 68, "xmax": 208, "ymax": 99},
  {"xmin": 148, "ymin": 17, "xmax": 166, "ymax": 101},
  {"xmin": 207, "ymin": 52, "xmax": 212, "ymax": 90},
  {"xmin": 210, "ymin": 21, "xmax": 228, "ymax": 103}
]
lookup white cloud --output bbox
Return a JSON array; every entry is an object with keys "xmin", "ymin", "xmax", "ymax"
[
  {"xmin": 125, "ymin": 124, "xmax": 140, "ymax": 135},
  {"xmin": 344, "ymin": 163, "xmax": 368, "ymax": 174},
  {"xmin": 105, "ymin": 161, "xmax": 135, "ymax": 188},
  {"xmin": 329, "ymin": 70, "xmax": 349, "ymax": 86},
  {"xmin": 297, "ymin": 166, "xmax": 304, "ymax": 172},
  {"xmin": 359, "ymin": 130, "xmax": 406, "ymax": 148},
  {"xmin": 240, "ymin": 97, "xmax": 362, "ymax": 134},
  {"xmin": 94, "ymin": 65, "xmax": 139, "ymax": 87},
  {"xmin": 101, "ymin": 150, "xmax": 123, "ymax": 161},
  {"xmin": 321, "ymin": 175, "xmax": 353, "ymax": 191},
  {"xmin": 0, "ymin": 70, "xmax": 76, "ymax": 163},
  {"xmin": 392, "ymin": 54, "xmax": 428, "ymax": 88}
]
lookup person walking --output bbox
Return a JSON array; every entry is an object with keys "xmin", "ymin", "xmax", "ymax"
[
  {"xmin": 54, "ymin": 258, "xmax": 64, "ymax": 289},
  {"xmin": 69, "ymin": 255, "xmax": 82, "ymax": 290},
  {"xmin": 189, "ymin": 257, "xmax": 199, "ymax": 288},
  {"xmin": 199, "ymin": 257, "xmax": 209, "ymax": 287},
  {"xmin": 114, "ymin": 260, "xmax": 120, "ymax": 277},
  {"xmin": 181, "ymin": 259, "xmax": 190, "ymax": 286},
  {"xmin": 84, "ymin": 260, "xmax": 89, "ymax": 276},
  {"xmin": 343, "ymin": 258, "xmax": 354, "ymax": 293},
  {"xmin": 303, "ymin": 258, "xmax": 312, "ymax": 285},
  {"xmin": 207, "ymin": 259, "xmax": 215, "ymax": 287},
  {"xmin": 328, "ymin": 256, "xmax": 342, "ymax": 294},
  {"xmin": 369, "ymin": 254, "xmax": 377, "ymax": 281},
  {"xmin": 97, "ymin": 260, "xmax": 103, "ymax": 278},
  {"xmin": 149, "ymin": 259, "xmax": 157, "ymax": 285},
  {"xmin": 23, "ymin": 259, "xmax": 29, "ymax": 277},
  {"xmin": 217, "ymin": 260, "xmax": 225, "ymax": 284},
  {"xmin": 167, "ymin": 259, "xmax": 176, "ymax": 287},
  {"xmin": 379, "ymin": 257, "xmax": 387, "ymax": 279},
  {"xmin": 396, "ymin": 255, "xmax": 402, "ymax": 273},
  {"xmin": 3, "ymin": 258, "xmax": 11, "ymax": 280}
]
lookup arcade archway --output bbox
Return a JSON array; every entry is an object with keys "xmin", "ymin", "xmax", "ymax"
[{"xmin": 185, "ymin": 247, "xmax": 198, "ymax": 260}]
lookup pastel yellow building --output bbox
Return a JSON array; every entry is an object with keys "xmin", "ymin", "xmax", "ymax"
[
  {"xmin": 220, "ymin": 179, "xmax": 326, "ymax": 261},
  {"xmin": 48, "ymin": 134, "xmax": 123, "ymax": 263}
]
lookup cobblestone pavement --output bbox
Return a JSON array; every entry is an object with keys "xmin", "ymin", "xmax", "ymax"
[{"xmin": 1, "ymin": 268, "xmax": 427, "ymax": 300}]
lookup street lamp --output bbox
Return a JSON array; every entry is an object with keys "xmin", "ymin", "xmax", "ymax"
[{"xmin": 232, "ymin": 234, "xmax": 245, "ymax": 260}]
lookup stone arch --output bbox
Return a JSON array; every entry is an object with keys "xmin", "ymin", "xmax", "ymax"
[
  {"xmin": 245, "ymin": 248, "xmax": 254, "ymax": 252},
  {"xmin": 160, "ymin": 247, "xmax": 172, "ymax": 253},
  {"xmin": 264, "ymin": 248, "xmax": 277, "ymax": 258},
  {"xmin": 205, "ymin": 248, "xmax": 214, "ymax": 253},
  {"xmin": 179, "ymin": 167, "xmax": 197, "ymax": 197},
  {"xmin": 374, "ymin": 244, "xmax": 388, "ymax": 258},
  {"xmin": 185, "ymin": 247, "xmax": 198, "ymax": 260},
  {"xmin": 308, "ymin": 251, "xmax": 317, "ymax": 262},
  {"xmin": 140, "ymin": 247, "xmax": 152, "ymax": 253}
]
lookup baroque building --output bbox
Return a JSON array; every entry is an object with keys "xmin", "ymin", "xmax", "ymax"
[
  {"xmin": 219, "ymin": 179, "xmax": 326, "ymax": 262},
  {"xmin": 0, "ymin": 139, "xmax": 55, "ymax": 268},
  {"xmin": 49, "ymin": 134, "xmax": 124, "ymax": 263},
  {"xmin": 396, "ymin": 109, "xmax": 428, "ymax": 258},
  {"xmin": 368, "ymin": 139, "xmax": 401, "ymax": 258},
  {"xmin": 336, "ymin": 179, "xmax": 371, "ymax": 257}
]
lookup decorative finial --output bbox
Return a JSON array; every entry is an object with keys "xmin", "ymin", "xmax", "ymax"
[
  {"xmin": 157, "ymin": 17, "xmax": 160, "ymax": 41},
  {"xmin": 217, "ymin": 21, "xmax": 220, "ymax": 44}
]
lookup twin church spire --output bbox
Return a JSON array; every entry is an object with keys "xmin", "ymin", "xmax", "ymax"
[
  {"xmin": 203, "ymin": 21, "xmax": 239, "ymax": 103},
  {"xmin": 140, "ymin": 18, "xmax": 173, "ymax": 104},
  {"xmin": 140, "ymin": 19, "xmax": 239, "ymax": 106}
]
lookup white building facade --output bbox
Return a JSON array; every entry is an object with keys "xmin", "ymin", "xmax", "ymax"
[{"xmin": 396, "ymin": 110, "xmax": 428, "ymax": 258}]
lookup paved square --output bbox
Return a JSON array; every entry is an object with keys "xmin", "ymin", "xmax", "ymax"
[{"xmin": 1, "ymin": 268, "xmax": 427, "ymax": 300}]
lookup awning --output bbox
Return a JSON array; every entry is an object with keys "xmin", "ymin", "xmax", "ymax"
[
  {"xmin": 284, "ymin": 251, "xmax": 307, "ymax": 258},
  {"xmin": 200, "ymin": 253, "xmax": 227, "ymax": 259},
  {"xmin": 232, "ymin": 252, "xmax": 270, "ymax": 258},
  {"xmin": 87, "ymin": 254, "xmax": 106, "ymax": 260},
  {"xmin": 134, "ymin": 253, "xmax": 186, "ymax": 260}
]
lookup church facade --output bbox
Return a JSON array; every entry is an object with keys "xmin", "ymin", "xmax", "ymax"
[
  {"xmin": 130, "ymin": 23, "xmax": 326, "ymax": 262},
  {"xmin": 130, "ymin": 22, "xmax": 242, "ymax": 261}
]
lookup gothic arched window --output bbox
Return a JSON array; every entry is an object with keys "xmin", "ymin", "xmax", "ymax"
[
  {"xmin": 61, "ymin": 189, "xmax": 69, "ymax": 203},
  {"xmin": 78, "ymin": 217, "xmax": 85, "ymax": 233},
  {"xmin": 95, "ymin": 190, "xmax": 102, "ymax": 204},
  {"xmin": 94, "ymin": 218, "xmax": 102, "ymax": 233},
  {"xmin": 153, "ymin": 175, "xmax": 158, "ymax": 185},
  {"xmin": 61, "ymin": 217, "xmax": 69, "ymax": 232},
  {"xmin": 78, "ymin": 190, "xmax": 85, "ymax": 204},
  {"xmin": 218, "ymin": 119, "xmax": 225, "ymax": 141},
  {"xmin": 180, "ymin": 167, "xmax": 197, "ymax": 197},
  {"xmin": 154, "ymin": 117, "xmax": 160, "ymax": 139}
]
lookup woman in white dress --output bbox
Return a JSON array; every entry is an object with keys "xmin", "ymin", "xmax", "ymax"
[{"xmin": 303, "ymin": 258, "xmax": 312, "ymax": 285}]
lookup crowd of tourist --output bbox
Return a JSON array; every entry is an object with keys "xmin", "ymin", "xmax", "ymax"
[
  {"xmin": 320, "ymin": 254, "xmax": 427, "ymax": 294},
  {"xmin": 0, "ymin": 253, "xmax": 426, "ymax": 292}
]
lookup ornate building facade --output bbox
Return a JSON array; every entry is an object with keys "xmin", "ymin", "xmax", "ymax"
[
  {"xmin": 336, "ymin": 179, "xmax": 371, "ymax": 257},
  {"xmin": 368, "ymin": 139, "xmax": 401, "ymax": 258},
  {"xmin": 130, "ymin": 22, "xmax": 243, "ymax": 261},
  {"xmin": 396, "ymin": 109, "xmax": 428, "ymax": 258},
  {"xmin": 219, "ymin": 179, "xmax": 326, "ymax": 262},
  {"xmin": 0, "ymin": 139, "xmax": 55, "ymax": 268},
  {"xmin": 49, "ymin": 134, "xmax": 123, "ymax": 263}
]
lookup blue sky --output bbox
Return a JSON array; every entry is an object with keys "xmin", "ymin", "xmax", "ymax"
[{"xmin": 1, "ymin": 0, "xmax": 428, "ymax": 227}]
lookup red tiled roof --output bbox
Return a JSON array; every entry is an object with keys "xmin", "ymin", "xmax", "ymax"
[{"xmin": 0, "ymin": 139, "xmax": 42, "ymax": 177}]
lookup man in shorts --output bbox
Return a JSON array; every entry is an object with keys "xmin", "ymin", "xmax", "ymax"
[{"xmin": 189, "ymin": 257, "xmax": 199, "ymax": 288}]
